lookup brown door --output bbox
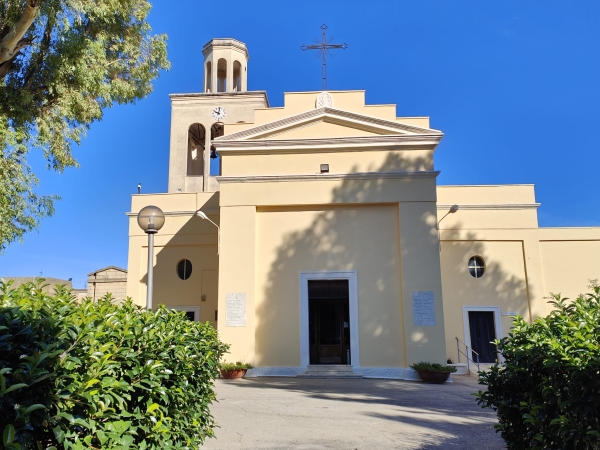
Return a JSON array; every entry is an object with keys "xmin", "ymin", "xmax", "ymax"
[{"xmin": 308, "ymin": 280, "xmax": 350, "ymax": 365}]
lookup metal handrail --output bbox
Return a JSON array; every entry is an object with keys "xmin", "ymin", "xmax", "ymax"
[{"xmin": 455, "ymin": 337, "xmax": 480, "ymax": 374}]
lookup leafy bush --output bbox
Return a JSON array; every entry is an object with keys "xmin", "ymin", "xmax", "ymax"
[
  {"xmin": 476, "ymin": 286, "xmax": 600, "ymax": 449},
  {"xmin": 220, "ymin": 361, "xmax": 253, "ymax": 371},
  {"xmin": 0, "ymin": 280, "xmax": 228, "ymax": 449},
  {"xmin": 410, "ymin": 361, "xmax": 457, "ymax": 373},
  {"xmin": 0, "ymin": 285, "xmax": 66, "ymax": 449}
]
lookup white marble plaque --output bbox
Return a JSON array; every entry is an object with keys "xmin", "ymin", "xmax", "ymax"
[
  {"xmin": 412, "ymin": 291, "xmax": 436, "ymax": 326},
  {"xmin": 226, "ymin": 293, "xmax": 246, "ymax": 327}
]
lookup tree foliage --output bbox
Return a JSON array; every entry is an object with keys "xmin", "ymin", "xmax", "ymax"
[
  {"xmin": 0, "ymin": 280, "xmax": 227, "ymax": 449},
  {"xmin": 0, "ymin": 0, "xmax": 169, "ymax": 252},
  {"xmin": 476, "ymin": 286, "xmax": 600, "ymax": 449}
]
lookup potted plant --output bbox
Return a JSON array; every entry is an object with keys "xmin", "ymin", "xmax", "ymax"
[
  {"xmin": 410, "ymin": 361, "xmax": 457, "ymax": 384},
  {"xmin": 220, "ymin": 361, "xmax": 254, "ymax": 379}
]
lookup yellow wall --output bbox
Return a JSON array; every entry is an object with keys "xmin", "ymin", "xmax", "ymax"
[
  {"xmin": 224, "ymin": 91, "xmax": 432, "ymax": 135},
  {"xmin": 436, "ymin": 185, "xmax": 600, "ymax": 364},
  {"xmin": 540, "ymin": 232, "xmax": 600, "ymax": 299},
  {"xmin": 254, "ymin": 205, "xmax": 404, "ymax": 367},
  {"xmin": 217, "ymin": 205, "xmax": 257, "ymax": 363},
  {"xmin": 222, "ymin": 150, "xmax": 433, "ymax": 176},
  {"xmin": 126, "ymin": 193, "xmax": 220, "ymax": 326},
  {"xmin": 440, "ymin": 240, "xmax": 531, "ymax": 361},
  {"xmin": 398, "ymin": 202, "xmax": 448, "ymax": 365}
]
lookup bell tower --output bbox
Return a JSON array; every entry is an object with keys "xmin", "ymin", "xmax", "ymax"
[
  {"xmin": 202, "ymin": 39, "xmax": 248, "ymax": 93},
  {"xmin": 167, "ymin": 38, "xmax": 267, "ymax": 194}
]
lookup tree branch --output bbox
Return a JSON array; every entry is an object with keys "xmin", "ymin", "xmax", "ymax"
[
  {"xmin": 23, "ymin": 11, "xmax": 52, "ymax": 90},
  {"xmin": 0, "ymin": 37, "xmax": 32, "ymax": 77},
  {"xmin": 0, "ymin": 0, "xmax": 41, "ymax": 66}
]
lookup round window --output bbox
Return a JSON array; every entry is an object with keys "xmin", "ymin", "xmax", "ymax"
[
  {"xmin": 177, "ymin": 259, "xmax": 192, "ymax": 280},
  {"xmin": 468, "ymin": 256, "xmax": 485, "ymax": 278}
]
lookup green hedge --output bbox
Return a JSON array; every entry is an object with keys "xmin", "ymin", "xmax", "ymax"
[
  {"xmin": 476, "ymin": 285, "xmax": 600, "ymax": 449},
  {"xmin": 0, "ymin": 280, "xmax": 228, "ymax": 449}
]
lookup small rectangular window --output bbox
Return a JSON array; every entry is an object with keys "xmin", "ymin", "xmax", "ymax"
[
  {"xmin": 320, "ymin": 164, "xmax": 329, "ymax": 173},
  {"xmin": 170, "ymin": 306, "xmax": 200, "ymax": 322}
]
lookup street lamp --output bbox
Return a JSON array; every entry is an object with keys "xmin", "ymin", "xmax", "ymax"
[
  {"xmin": 437, "ymin": 204, "xmax": 459, "ymax": 253},
  {"xmin": 196, "ymin": 211, "xmax": 220, "ymax": 255},
  {"xmin": 137, "ymin": 205, "xmax": 165, "ymax": 310}
]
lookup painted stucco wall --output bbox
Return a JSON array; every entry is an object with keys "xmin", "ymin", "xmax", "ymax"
[
  {"xmin": 222, "ymin": 149, "xmax": 433, "ymax": 177},
  {"xmin": 224, "ymin": 91, "xmax": 431, "ymax": 135},
  {"xmin": 539, "ymin": 229, "xmax": 600, "ymax": 299},
  {"xmin": 437, "ymin": 185, "xmax": 600, "ymax": 364},
  {"xmin": 440, "ymin": 240, "xmax": 530, "ymax": 362},
  {"xmin": 126, "ymin": 192, "xmax": 219, "ymax": 326},
  {"xmin": 254, "ymin": 205, "xmax": 404, "ymax": 367}
]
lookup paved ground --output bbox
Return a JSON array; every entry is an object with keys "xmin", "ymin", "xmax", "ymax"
[{"xmin": 202, "ymin": 375, "xmax": 505, "ymax": 449}]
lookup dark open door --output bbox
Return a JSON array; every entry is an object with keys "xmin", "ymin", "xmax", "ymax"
[
  {"xmin": 468, "ymin": 311, "xmax": 497, "ymax": 363},
  {"xmin": 308, "ymin": 280, "xmax": 350, "ymax": 365}
]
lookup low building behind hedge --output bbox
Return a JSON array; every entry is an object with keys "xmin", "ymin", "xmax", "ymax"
[{"xmin": 0, "ymin": 280, "xmax": 228, "ymax": 449}]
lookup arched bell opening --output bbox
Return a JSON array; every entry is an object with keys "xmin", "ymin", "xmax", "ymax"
[
  {"xmin": 205, "ymin": 61, "xmax": 212, "ymax": 93},
  {"xmin": 233, "ymin": 60, "xmax": 242, "ymax": 92},
  {"xmin": 217, "ymin": 58, "xmax": 227, "ymax": 92},
  {"xmin": 210, "ymin": 122, "xmax": 224, "ymax": 176},
  {"xmin": 187, "ymin": 123, "xmax": 205, "ymax": 176}
]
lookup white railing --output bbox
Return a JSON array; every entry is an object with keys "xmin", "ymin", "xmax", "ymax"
[{"xmin": 456, "ymin": 337, "xmax": 480, "ymax": 374}]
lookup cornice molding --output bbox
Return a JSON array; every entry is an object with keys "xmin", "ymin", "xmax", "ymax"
[
  {"xmin": 125, "ymin": 209, "xmax": 220, "ymax": 217},
  {"xmin": 87, "ymin": 266, "xmax": 127, "ymax": 276},
  {"xmin": 217, "ymin": 170, "xmax": 439, "ymax": 184},
  {"xmin": 88, "ymin": 277, "xmax": 128, "ymax": 284},
  {"xmin": 214, "ymin": 107, "xmax": 442, "ymax": 143},
  {"xmin": 169, "ymin": 91, "xmax": 270, "ymax": 107},
  {"xmin": 437, "ymin": 203, "xmax": 541, "ymax": 210},
  {"xmin": 201, "ymin": 38, "xmax": 248, "ymax": 57},
  {"xmin": 214, "ymin": 134, "xmax": 442, "ymax": 155}
]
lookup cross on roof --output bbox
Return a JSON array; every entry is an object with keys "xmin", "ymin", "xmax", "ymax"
[{"xmin": 301, "ymin": 25, "xmax": 348, "ymax": 90}]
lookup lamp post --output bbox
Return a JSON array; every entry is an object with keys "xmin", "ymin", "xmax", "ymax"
[
  {"xmin": 137, "ymin": 205, "xmax": 165, "ymax": 310},
  {"xmin": 437, "ymin": 204, "xmax": 459, "ymax": 253},
  {"xmin": 196, "ymin": 211, "xmax": 220, "ymax": 254}
]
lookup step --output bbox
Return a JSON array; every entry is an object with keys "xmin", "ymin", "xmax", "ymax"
[
  {"xmin": 448, "ymin": 363, "xmax": 468, "ymax": 375},
  {"xmin": 306, "ymin": 365, "xmax": 354, "ymax": 372},
  {"xmin": 297, "ymin": 373, "xmax": 364, "ymax": 379},
  {"xmin": 297, "ymin": 365, "xmax": 363, "ymax": 379}
]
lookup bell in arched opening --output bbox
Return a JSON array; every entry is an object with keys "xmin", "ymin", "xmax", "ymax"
[{"xmin": 187, "ymin": 123, "xmax": 205, "ymax": 176}]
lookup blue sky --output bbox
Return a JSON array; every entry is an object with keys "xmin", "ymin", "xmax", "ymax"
[{"xmin": 1, "ymin": 0, "xmax": 599, "ymax": 287}]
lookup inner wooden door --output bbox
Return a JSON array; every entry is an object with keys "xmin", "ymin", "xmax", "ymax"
[{"xmin": 308, "ymin": 280, "xmax": 350, "ymax": 365}]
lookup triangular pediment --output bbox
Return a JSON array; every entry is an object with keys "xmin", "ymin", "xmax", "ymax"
[{"xmin": 214, "ymin": 107, "xmax": 442, "ymax": 143}]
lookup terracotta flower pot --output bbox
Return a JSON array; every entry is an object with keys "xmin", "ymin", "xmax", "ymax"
[
  {"xmin": 417, "ymin": 371, "xmax": 450, "ymax": 384},
  {"xmin": 220, "ymin": 369, "xmax": 248, "ymax": 379}
]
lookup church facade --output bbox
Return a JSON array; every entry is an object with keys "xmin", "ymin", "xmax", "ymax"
[{"xmin": 125, "ymin": 38, "xmax": 600, "ymax": 378}]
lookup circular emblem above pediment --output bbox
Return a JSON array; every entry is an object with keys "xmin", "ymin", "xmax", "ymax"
[{"xmin": 316, "ymin": 92, "xmax": 333, "ymax": 108}]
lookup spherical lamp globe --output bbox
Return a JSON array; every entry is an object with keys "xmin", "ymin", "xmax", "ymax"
[{"xmin": 137, "ymin": 205, "xmax": 165, "ymax": 234}]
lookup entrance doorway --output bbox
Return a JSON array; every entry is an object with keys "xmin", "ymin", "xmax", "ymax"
[
  {"xmin": 308, "ymin": 280, "xmax": 350, "ymax": 365},
  {"xmin": 468, "ymin": 311, "xmax": 497, "ymax": 363}
]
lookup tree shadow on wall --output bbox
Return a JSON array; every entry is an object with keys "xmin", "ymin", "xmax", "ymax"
[
  {"xmin": 139, "ymin": 211, "xmax": 220, "ymax": 311},
  {"xmin": 255, "ymin": 150, "xmax": 534, "ymax": 367},
  {"xmin": 440, "ymin": 226, "xmax": 534, "ymax": 362},
  {"xmin": 255, "ymin": 152, "xmax": 435, "ymax": 366}
]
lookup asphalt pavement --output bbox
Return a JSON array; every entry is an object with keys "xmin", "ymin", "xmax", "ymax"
[{"xmin": 202, "ymin": 375, "xmax": 505, "ymax": 449}]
